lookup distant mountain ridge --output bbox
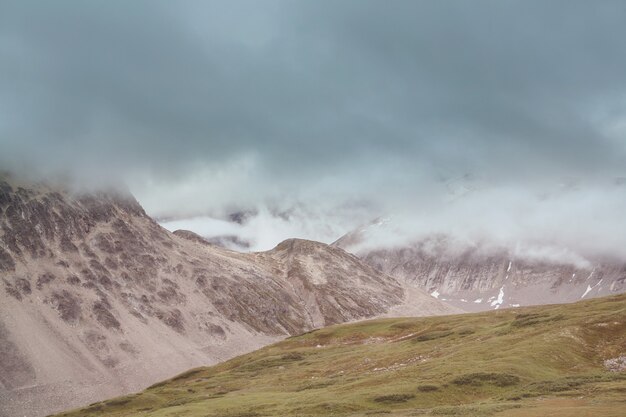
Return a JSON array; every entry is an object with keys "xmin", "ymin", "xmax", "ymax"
[
  {"xmin": 334, "ymin": 220, "xmax": 626, "ymax": 312},
  {"xmin": 0, "ymin": 176, "xmax": 453, "ymax": 417}
]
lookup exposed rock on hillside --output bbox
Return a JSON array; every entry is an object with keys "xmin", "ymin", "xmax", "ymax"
[{"xmin": 0, "ymin": 177, "xmax": 453, "ymax": 417}]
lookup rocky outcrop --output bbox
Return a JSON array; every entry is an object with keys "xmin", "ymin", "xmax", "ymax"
[
  {"xmin": 604, "ymin": 356, "xmax": 626, "ymax": 372},
  {"xmin": 0, "ymin": 176, "xmax": 453, "ymax": 417}
]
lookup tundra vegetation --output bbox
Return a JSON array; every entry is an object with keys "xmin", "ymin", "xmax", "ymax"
[{"xmin": 56, "ymin": 294, "xmax": 626, "ymax": 417}]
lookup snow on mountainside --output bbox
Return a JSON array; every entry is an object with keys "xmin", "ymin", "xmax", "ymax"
[{"xmin": 0, "ymin": 175, "xmax": 454, "ymax": 417}]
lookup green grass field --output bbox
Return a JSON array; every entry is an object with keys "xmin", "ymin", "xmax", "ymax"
[{"xmin": 55, "ymin": 294, "xmax": 626, "ymax": 417}]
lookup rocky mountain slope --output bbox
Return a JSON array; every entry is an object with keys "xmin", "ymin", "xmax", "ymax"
[
  {"xmin": 334, "ymin": 223, "xmax": 626, "ymax": 312},
  {"xmin": 0, "ymin": 176, "xmax": 453, "ymax": 417},
  {"xmin": 56, "ymin": 294, "xmax": 626, "ymax": 417}
]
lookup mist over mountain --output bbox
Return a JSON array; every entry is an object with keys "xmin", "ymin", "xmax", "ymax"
[{"xmin": 156, "ymin": 177, "xmax": 626, "ymax": 269}]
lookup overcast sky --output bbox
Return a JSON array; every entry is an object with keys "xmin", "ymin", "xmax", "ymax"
[{"xmin": 1, "ymin": 1, "xmax": 625, "ymax": 256}]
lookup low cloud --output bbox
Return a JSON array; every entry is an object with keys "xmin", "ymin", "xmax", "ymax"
[{"xmin": 156, "ymin": 175, "xmax": 626, "ymax": 266}]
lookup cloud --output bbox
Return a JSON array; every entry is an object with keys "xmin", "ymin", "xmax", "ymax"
[
  {"xmin": 1, "ymin": 1, "xmax": 625, "ymax": 257},
  {"xmin": 159, "ymin": 191, "xmax": 377, "ymax": 252}
]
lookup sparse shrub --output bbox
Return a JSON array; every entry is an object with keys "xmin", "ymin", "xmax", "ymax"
[
  {"xmin": 537, "ymin": 380, "xmax": 584, "ymax": 392},
  {"xmin": 417, "ymin": 384, "xmax": 439, "ymax": 392},
  {"xmin": 451, "ymin": 372, "xmax": 520, "ymax": 387},
  {"xmin": 413, "ymin": 330, "xmax": 453, "ymax": 342},
  {"xmin": 457, "ymin": 327, "xmax": 475, "ymax": 336},
  {"xmin": 373, "ymin": 394, "xmax": 415, "ymax": 403}
]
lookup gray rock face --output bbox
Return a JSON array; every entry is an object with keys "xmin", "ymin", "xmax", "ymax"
[
  {"xmin": 334, "ymin": 231, "xmax": 626, "ymax": 312},
  {"xmin": 0, "ymin": 177, "xmax": 452, "ymax": 417},
  {"xmin": 604, "ymin": 356, "xmax": 626, "ymax": 372}
]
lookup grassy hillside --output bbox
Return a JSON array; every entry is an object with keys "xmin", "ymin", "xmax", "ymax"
[{"xmin": 56, "ymin": 294, "xmax": 626, "ymax": 417}]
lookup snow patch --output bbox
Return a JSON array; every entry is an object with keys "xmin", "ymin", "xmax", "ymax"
[
  {"xmin": 581, "ymin": 279, "xmax": 603, "ymax": 299},
  {"xmin": 430, "ymin": 289, "xmax": 440, "ymax": 299},
  {"xmin": 490, "ymin": 286, "xmax": 505, "ymax": 308},
  {"xmin": 507, "ymin": 261, "xmax": 512, "ymax": 272},
  {"xmin": 474, "ymin": 298, "xmax": 483, "ymax": 303}
]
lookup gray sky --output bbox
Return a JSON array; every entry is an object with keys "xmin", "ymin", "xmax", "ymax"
[{"xmin": 1, "ymin": 1, "xmax": 626, "ymax": 256}]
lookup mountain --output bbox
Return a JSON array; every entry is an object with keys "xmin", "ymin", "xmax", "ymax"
[
  {"xmin": 333, "ymin": 222, "xmax": 626, "ymax": 312},
  {"xmin": 55, "ymin": 293, "xmax": 626, "ymax": 417},
  {"xmin": 0, "ymin": 176, "xmax": 454, "ymax": 417}
]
